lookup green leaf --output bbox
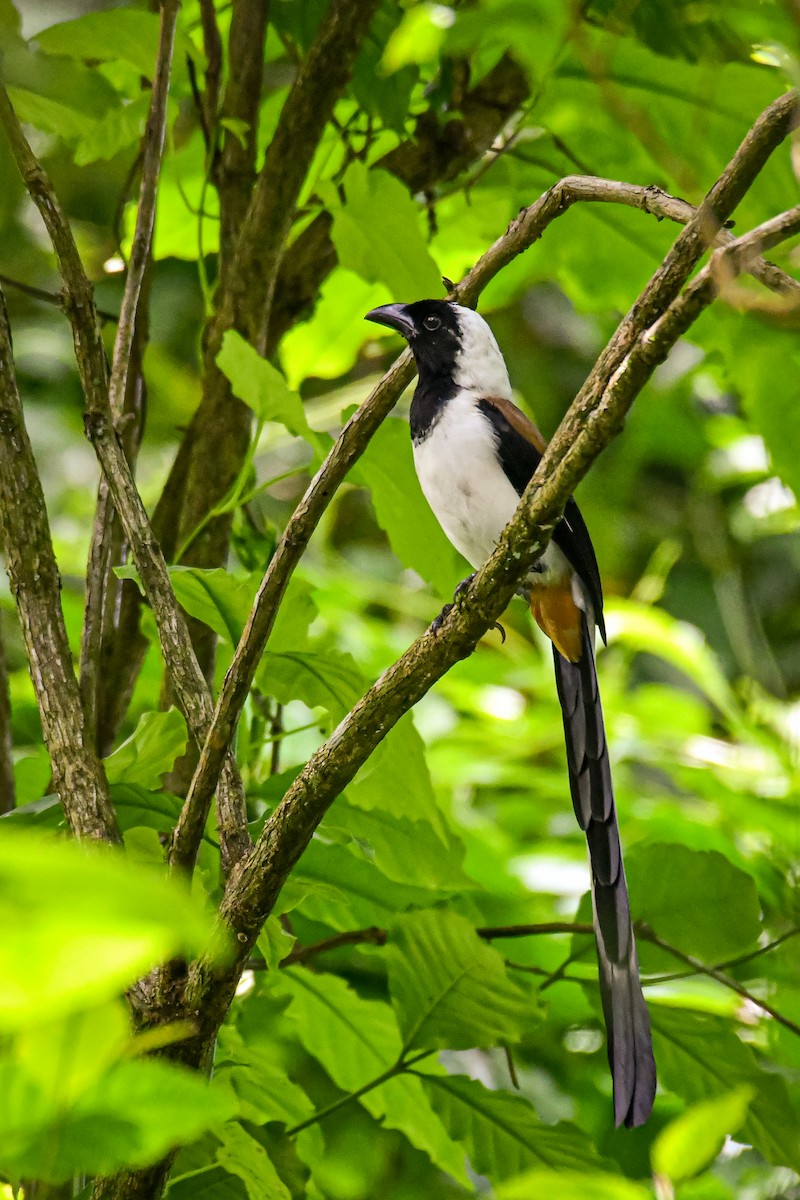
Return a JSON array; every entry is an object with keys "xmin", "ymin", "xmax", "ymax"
[
  {"xmin": 352, "ymin": 416, "xmax": 466, "ymax": 596},
  {"xmin": 280, "ymin": 840, "xmax": 436, "ymax": 930},
  {"xmin": 6, "ymin": 87, "xmax": 100, "ymax": 142},
  {"xmin": 168, "ymin": 567, "xmax": 256, "ymax": 645},
  {"xmin": 279, "ymin": 268, "xmax": 388, "ymax": 388},
  {"xmin": 387, "ymin": 909, "xmax": 528, "ymax": 1052},
  {"xmin": 652, "ymin": 1087, "xmax": 754, "ymax": 1183},
  {"xmin": 0, "ymin": 829, "xmax": 223, "ymax": 1029},
  {"xmin": 381, "ymin": 4, "xmax": 449, "ymax": 72},
  {"xmin": 256, "ymin": 917, "xmax": 296, "ymax": 971},
  {"xmin": 498, "ymin": 1172, "xmax": 652, "ymax": 1200},
  {"xmin": 35, "ymin": 10, "xmax": 195, "ymax": 79},
  {"xmin": 348, "ymin": 712, "xmax": 449, "ymax": 835},
  {"xmin": 604, "ymin": 600, "xmax": 737, "ymax": 718},
  {"xmin": 215, "ymin": 1122, "xmax": 290, "ymax": 1200},
  {"xmin": 259, "ymin": 648, "xmax": 364, "ymax": 716},
  {"xmin": 651, "ymin": 1006, "xmax": 800, "ymax": 1172},
  {"xmin": 326, "ymin": 163, "xmax": 442, "ymax": 298},
  {"xmin": 73, "ymin": 93, "xmax": 151, "ymax": 166},
  {"xmin": 2, "ymin": 1058, "xmax": 235, "ymax": 1183},
  {"xmin": 421, "ymin": 1074, "xmax": 606, "ymax": 1177},
  {"xmin": 627, "ymin": 844, "xmax": 761, "ymax": 962},
  {"xmin": 104, "ymin": 707, "xmax": 188, "ymax": 790},
  {"xmin": 735, "ymin": 321, "xmax": 800, "ymax": 500},
  {"xmin": 274, "ymin": 970, "xmax": 469, "ymax": 1184},
  {"xmin": 323, "ymin": 801, "xmax": 470, "ymax": 891},
  {"xmin": 217, "ymin": 331, "xmax": 317, "ymax": 446}
]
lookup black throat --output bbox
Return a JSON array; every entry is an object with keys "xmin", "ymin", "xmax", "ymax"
[{"xmin": 409, "ymin": 367, "xmax": 458, "ymax": 445}]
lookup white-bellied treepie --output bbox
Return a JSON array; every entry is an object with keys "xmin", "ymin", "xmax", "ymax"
[{"xmin": 365, "ymin": 299, "xmax": 656, "ymax": 1128}]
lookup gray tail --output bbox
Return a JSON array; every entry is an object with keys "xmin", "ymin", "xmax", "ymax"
[{"xmin": 552, "ymin": 618, "xmax": 656, "ymax": 1128}]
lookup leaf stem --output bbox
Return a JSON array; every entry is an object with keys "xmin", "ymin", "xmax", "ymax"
[{"xmin": 285, "ymin": 1049, "xmax": 435, "ymax": 1137}]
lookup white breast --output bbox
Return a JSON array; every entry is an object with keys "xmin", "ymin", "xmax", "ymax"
[
  {"xmin": 414, "ymin": 394, "xmax": 516, "ymax": 567},
  {"xmin": 413, "ymin": 391, "xmax": 574, "ymax": 587}
]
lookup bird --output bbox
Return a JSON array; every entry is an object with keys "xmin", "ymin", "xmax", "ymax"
[{"xmin": 365, "ymin": 298, "xmax": 656, "ymax": 1128}]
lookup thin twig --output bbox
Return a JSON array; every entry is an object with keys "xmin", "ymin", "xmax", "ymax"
[
  {"xmin": 80, "ymin": 0, "xmax": 178, "ymax": 747},
  {"xmin": 640, "ymin": 925, "xmax": 800, "ymax": 1039},
  {"xmin": 109, "ymin": 0, "xmax": 178, "ymax": 419},
  {"xmin": 284, "ymin": 1048, "xmax": 435, "ymax": 1138},
  {"xmin": 0, "ymin": 288, "xmax": 120, "ymax": 843},
  {"xmin": 278, "ymin": 920, "xmax": 800, "ymax": 1037},
  {"xmin": 0, "ymin": 272, "xmax": 118, "ymax": 321},
  {"xmin": 645, "ymin": 929, "xmax": 800, "ymax": 985}
]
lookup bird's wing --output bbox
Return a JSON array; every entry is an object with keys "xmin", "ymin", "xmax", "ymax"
[{"xmin": 476, "ymin": 396, "xmax": 605, "ymax": 638}]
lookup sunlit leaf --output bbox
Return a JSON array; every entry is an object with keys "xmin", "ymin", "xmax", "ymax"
[
  {"xmin": 652, "ymin": 1086, "xmax": 754, "ymax": 1182},
  {"xmin": 104, "ymin": 707, "xmax": 188, "ymax": 791},
  {"xmin": 0, "ymin": 830, "xmax": 223, "ymax": 1029},
  {"xmin": 387, "ymin": 908, "xmax": 528, "ymax": 1051},
  {"xmin": 326, "ymin": 163, "xmax": 442, "ymax": 298}
]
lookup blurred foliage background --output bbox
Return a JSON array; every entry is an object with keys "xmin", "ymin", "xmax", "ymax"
[{"xmin": 1, "ymin": 0, "xmax": 800, "ymax": 1197}]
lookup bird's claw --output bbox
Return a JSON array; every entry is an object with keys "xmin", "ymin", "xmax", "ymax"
[
  {"xmin": 430, "ymin": 601, "xmax": 454, "ymax": 636},
  {"xmin": 430, "ymin": 574, "xmax": 506, "ymax": 642}
]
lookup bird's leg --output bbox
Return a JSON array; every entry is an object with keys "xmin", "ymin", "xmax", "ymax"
[{"xmin": 430, "ymin": 572, "xmax": 506, "ymax": 641}]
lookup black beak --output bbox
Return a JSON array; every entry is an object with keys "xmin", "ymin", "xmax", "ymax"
[{"xmin": 364, "ymin": 303, "xmax": 415, "ymax": 339}]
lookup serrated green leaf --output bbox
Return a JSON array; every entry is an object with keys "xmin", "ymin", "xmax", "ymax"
[
  {"xmin": 651, "ymin": 1006, "xmax": 800, "ymax": 1172},
  {"xmin": 348, "ymin": 712, "xmax": 448, "ymax": 835},
  {"xmin": 388, "ymin": 909, "xmax": 528, "ymax": 1052},
  {"xmin": 326, "ymin": 163, "xmax": 442, "ymax": 297},
  {"xmin": 259, "ymin": 648, "xmax": 363, "ymax": 715},
  {"xmin": 215, "ymin": 1122, "xmax": 289, "ymax": 1200},
  {"xmin": 274, "ymin": 970, "xmax": 469, "ymax": 1185},
  {"xmin": 323, "ymin": 801, "xmax": 470, "ymax": 890},
  {"xmin": 74, "ymin": 93, "xmax": 151, "ymax": 166},
  {"xmin": 168, "ymin": 567, "xmax": 256, "ymax": 644},
  {"xmin": 281, "ymin": 840, "xmax": 436, "ymax": 930},
  {"xmin": 352, "ymin": 416, "xmax": 466, "ymax": 595},
  {"xmin": 217, "ymin": 331, "xmax": 317, "ymax": 446},
  {"xmin": 104, "ymin": 707, "xmax": 188, "ymax": 791},
  {"xmin": 421, "ymin": 1074, "xmax": 606, "ymax": 1177},
  {"xmin": 627, "ymin": 844, "xmax": 761, "ymax": 962},
  {"xmin": 652, "ymin": 1086, "xmax": 754, "ymax": 1183},
  {"xmin": 6, "ymin": 87, "xmax": 100, "ymax": 142},
  {"xmin": 279, "ymin": 268, "xmax": 387, "ymax": 388}
]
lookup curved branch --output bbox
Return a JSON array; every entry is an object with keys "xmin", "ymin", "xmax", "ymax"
[
  {"xmin": 176, "ymin": 93, "xmax": 799, "ymax": 1066},
  {"xmin": 0, "ymin": 290, "xmax": 120, "ymax": 843},
  {"xmin": 177, "ymin": 97, "xmax": 800, "ymax": 878}
]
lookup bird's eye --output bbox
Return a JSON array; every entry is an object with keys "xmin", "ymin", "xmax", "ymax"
[{"xmin": 423, "ymin": 314, "xmax": 441, "ymax": 331}]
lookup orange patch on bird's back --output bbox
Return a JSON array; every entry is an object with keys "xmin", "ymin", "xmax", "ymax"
[{"xmin": 530, "ymin": 584, "xmax": 583, "ymax": 662}]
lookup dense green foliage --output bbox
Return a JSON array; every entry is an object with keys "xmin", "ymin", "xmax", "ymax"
[{"xmin": 0, "ymin": 0, "xmax": 799, "ymax": 1197}]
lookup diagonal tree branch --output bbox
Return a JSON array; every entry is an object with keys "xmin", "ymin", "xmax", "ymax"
[
  {"xmin": 0, "ymin": 80, "xmax": 251, "ymax": 875},
  {"xmin": 0, "ymin": 289, "xmax": 120, "ymax": 843},
  {"xmin": 172, "ymin": 97, "xmax": 800, "ymax": 1072},
  {"xmin": 176, "ymin": 101, "xmax": 800, "ymax": 877}
]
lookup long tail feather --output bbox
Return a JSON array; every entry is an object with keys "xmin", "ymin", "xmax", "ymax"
[{"xmin": 553, "ymin": 620, "xmax": 656, "ymax": 1127}]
